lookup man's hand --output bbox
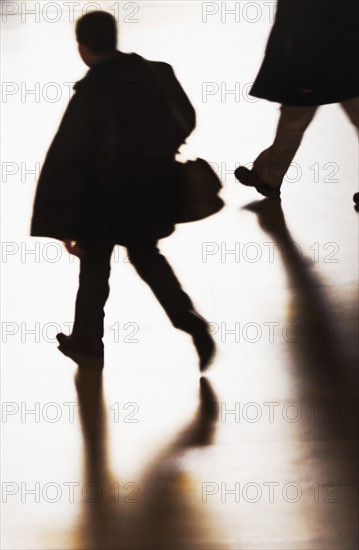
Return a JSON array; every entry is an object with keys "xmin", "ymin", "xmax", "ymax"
[{"xmin": 63, "ymin": 240, "xmax": 87, "ymax": 259}]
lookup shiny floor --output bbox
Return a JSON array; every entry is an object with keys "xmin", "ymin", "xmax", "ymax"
[{"xmin": 1, "ymin": 2, "xmax": 359, "ymax": 549}]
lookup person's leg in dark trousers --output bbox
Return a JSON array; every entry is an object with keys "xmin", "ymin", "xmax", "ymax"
[
  {"xmin": 57, "ymin": 243, "xmax": 114, "ymax": 360},
  {"xmin": 127, "ymin": 243, "xmax": 194, "ymax": 331},
  {"xmin": 127, "ymin": 242, "xmax": 215, "ymax": 370},
  {"xmin": 58, "ymin": 240, "xmax": 215, "ymax": 369},
  {"xmin": 72, "ymin": 243, "xmax": 114, "ymax": 341}
]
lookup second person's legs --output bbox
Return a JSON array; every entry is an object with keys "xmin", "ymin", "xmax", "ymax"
[
  {"xmin": 340, "ymin": 96, "xmax": 359, "ymax": 131},
  {"xmin": 253, "ymin": 104, "xmax": 318, "ymax": 188}
]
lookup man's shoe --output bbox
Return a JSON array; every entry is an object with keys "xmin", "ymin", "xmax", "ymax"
[
  {"xmin": 235, "ymin": 166, "xmax": 281, "ymax": 199},
  {"xmin": 56, "ymin": 333, "xmax": 104, "ymax": 363},
  {"xmin": 353, "ymin": 193, "xmax": 359, "ymax": 211}
]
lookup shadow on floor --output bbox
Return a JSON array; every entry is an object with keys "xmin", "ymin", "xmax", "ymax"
[{"xmin": 72, "ymin": 364, "xmax": 225, "ymax": 550}]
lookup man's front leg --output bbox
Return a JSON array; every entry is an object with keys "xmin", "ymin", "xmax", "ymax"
[{"xmin": 72, "ymin": 244, "xmax": 114, "ymax": 342}]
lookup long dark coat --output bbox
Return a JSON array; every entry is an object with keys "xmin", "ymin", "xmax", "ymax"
[
  {"xmin": 250, "ymin": 0, "xmax": 359, "ymax": 106},
  {"xmin": 31, "ymin": 52, "xmax": 196, "ymax": 246}
]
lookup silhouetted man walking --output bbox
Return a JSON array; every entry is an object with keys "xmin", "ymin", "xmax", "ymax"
[
  {"xmin": 31, "ymin": 12, "xmax": 215, "ymax": 370},
  {"xmin": 235, "ymin": 0, "xmax": 359, "ymax": 199}
]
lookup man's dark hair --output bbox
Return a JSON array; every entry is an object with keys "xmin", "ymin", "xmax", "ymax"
[{"xmin": 76, "ymin": 12, "xmax": 117, "ymax": 54}]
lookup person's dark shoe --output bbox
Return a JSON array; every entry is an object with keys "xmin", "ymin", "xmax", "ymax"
[
  {"xmin": 192, "ymin": 327, "xmax": 216, "ymax": 372},
  {"xmin": 56, "ymin": 333, "xmax": 104, "ymax": 366},
  {"xmin": 354, "ymin": 192, "xmax": 359, "ymax": 211},
  {"xmin": 235, "ymin": 166, "xmax": 281, "ymax": 199}
]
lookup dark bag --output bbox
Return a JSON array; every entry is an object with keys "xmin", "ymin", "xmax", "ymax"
[
  {"xmin": 175, "ymin": 158, "xmax": 224, "ymax": 223},
  {"xmin": 147, "ymin": 60, "xmax": 224, "ymax": 223}
]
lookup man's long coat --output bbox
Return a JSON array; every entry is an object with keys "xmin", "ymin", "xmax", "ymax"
[{"xmin": 31, "ymin": 52, "xmax": 196, "ymax": 246}]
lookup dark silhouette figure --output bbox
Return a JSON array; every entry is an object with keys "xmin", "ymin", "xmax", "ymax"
[
  {"xmin": 71, "ymin": 360, "xmax": 221, "ymax": 549},
  {"xmin": 31, "ymin": 12, "xmax": 215, "ymax": 370},
  {"xmin": 235, "ymin": 0, "xmax": 359, "ymax": 198}
]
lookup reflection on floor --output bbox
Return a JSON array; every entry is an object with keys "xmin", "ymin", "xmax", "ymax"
[{"xmin": 1, "ymin": 2, "xmax": 358, "ymax": 549}]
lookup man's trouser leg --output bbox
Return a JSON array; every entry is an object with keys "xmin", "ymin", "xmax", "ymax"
[
  {"xmin": 127, "ymin": 242, "xmax": 203, "ymax": 334},
  {"xmin": 73, "ymin": 244, "xmax": 114, "ymax": 341},
  {"xmin": 253, "ymin": 104, "xmax": 318, "ymax": 188}
]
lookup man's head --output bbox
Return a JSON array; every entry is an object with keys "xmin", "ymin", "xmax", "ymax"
[{"xmin": 76, "ymin": 12, "xmax": 118, "ymax": 67}]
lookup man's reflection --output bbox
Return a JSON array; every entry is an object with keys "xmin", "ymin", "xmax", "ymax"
[{"xmin": 73, "ymin": 361, "xmax": 222, "ymax": 549}]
